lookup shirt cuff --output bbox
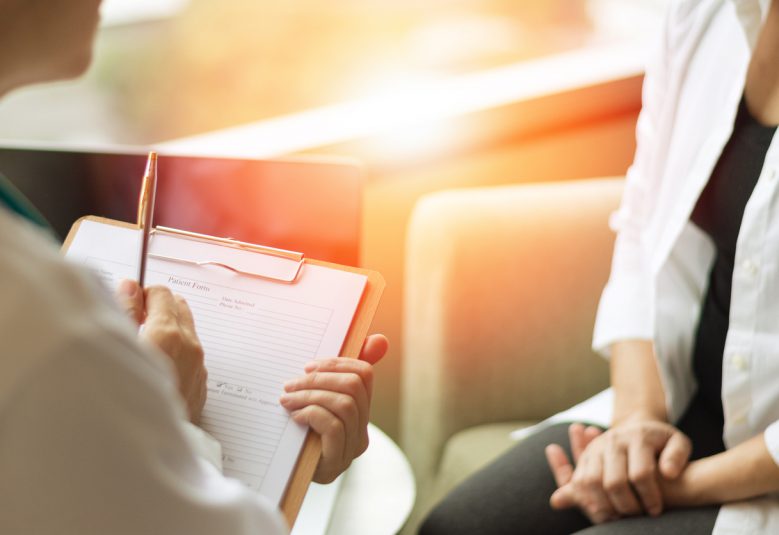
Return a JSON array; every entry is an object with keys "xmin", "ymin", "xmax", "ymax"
[
  {"xmin": 180, "ymin": 420, "xmax": 224, "ymax": 472},
  {"xmin": 592, "ymin": 273, "xmax": 654, "ymax": 357},
  {"xmin": 764, "ymin": 421, "xmax": 779, "ymax": 467}
]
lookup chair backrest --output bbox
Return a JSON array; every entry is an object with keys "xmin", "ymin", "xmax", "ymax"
[{"xmin": 401, "ymin": 178, "xmax": 623, "ymax": 525}]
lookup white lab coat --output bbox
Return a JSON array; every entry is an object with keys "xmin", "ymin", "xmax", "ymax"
[
  {"xmin": 0, "ymin": 207, "xmax": 288, "ymax": 534},
  {"xmin": 593, "ymin": 0, "xmax": 779, "ymax": 531}
]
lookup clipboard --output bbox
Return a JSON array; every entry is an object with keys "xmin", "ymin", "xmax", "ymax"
[{"xmin": 62, "ymin": 215, "xmax": 385, "ymax": 528}]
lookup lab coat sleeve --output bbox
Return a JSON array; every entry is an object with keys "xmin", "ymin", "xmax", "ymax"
[{"xmin": 0, "ymin": 331, "xmax": 289, "ymax": 535}]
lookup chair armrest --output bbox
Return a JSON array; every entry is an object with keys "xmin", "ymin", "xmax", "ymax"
[{"xmin": 401, "ymin": 178, "xmax": 622, "ymax": 495}]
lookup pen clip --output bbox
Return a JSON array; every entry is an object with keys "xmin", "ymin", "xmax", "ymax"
[{"xmin": 137, "ymin": 152, "xmax": 158, "ymax": 229}]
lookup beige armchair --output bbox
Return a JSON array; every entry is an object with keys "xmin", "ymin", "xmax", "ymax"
[{"xmin": 400, "ymin": 178, "xmax": 624, "ymax": 532}]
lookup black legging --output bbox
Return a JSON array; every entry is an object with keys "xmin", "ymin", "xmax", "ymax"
[{"xmin": 419, "ymin": 394, "xmax": 724, "ymax": 535}]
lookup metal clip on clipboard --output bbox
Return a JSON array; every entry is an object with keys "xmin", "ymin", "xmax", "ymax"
[{"xmin": 147, "ymin": 225, "xmax": 306, "ymax": 284}]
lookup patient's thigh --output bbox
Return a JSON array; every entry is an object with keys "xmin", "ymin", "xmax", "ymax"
[
  {"xmin": 574, "ymin": 507, "xmax": 718, "ymax": 535},
  {"xmin": 419, "ymin": 423, "xmax": 591, "ymax": 535}
]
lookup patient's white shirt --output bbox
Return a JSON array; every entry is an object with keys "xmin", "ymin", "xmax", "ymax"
[{"xmin": 0, "ymin": 207, "xmax": 287, "ymax": 534}]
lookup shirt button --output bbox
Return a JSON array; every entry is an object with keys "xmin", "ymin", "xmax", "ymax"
[
  {"xmin": 731, "ymin": 354, "xmax": 749, "ymax": 371},
  {"xmin": 767, "ymin": 168, "xmax": 777, "ymax": 181},
  {"xmin": 741, "ymin": 259, "xmax": 759, "ymax": 276}
]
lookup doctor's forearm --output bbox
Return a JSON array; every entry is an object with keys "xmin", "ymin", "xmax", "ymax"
[
  {"xmin": 663, "ymin": 434, "xmax": 779, "ymax": 507},
  {"xmin": 610, "ymin": 340, "xmax": 668, "ymax": 426}
]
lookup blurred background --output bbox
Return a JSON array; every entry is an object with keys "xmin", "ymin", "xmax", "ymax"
[
  {"xmin": 0, "ymin": 0, "xmax": 662, "ymax": 145},
  {"xmin": 0, "ymin": 0, "xmax": 668, "ymax": 520}
]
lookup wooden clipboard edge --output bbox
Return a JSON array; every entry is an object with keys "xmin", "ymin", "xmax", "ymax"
[
  {"xmin": 62, "ymin": 216, "xmax": 386, "ymax": 528},
  {"xmin": 279, "ymin": 263, "xmax": 385, "ymax": 527},
  {"xmin": 61, "ymin": 215, "xmax": 122, "ymax": 252}
]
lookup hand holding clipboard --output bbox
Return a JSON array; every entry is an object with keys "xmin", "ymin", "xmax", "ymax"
[{"xmin": 65, "ymin": 157, "xmax": 384, "ymax": 527}]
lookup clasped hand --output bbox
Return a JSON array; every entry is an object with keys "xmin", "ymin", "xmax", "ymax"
[
  {"xmin": 115, "ymin": 280, "xmax": 388, "ymax": 484},
  {"xmin": 545, "ymin": 419, "xmax": 692, "ymax": 524}
]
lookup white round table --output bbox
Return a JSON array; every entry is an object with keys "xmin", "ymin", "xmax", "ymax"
[{"xmin": 292, "ymin": 424, "xmax": 416, "ymax": 535}]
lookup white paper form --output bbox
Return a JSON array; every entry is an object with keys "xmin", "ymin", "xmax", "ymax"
[{"xmin": 65, "ymin": 220, "xmax": 368, "ymax": 505}]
